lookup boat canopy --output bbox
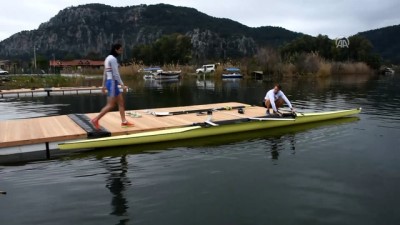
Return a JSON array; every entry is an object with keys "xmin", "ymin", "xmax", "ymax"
[
  {"xmin": 224, "ymin": 67, "xmax": 240, "ymax": 72},
  {"xmin": 141, "ymin": 67, "xmax": 162, "ymax": 72}
]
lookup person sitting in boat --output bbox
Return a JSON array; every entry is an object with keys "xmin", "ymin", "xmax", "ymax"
[{"xmin": 263, "ymin": 84, "xmax": 295, "ymax": 116}]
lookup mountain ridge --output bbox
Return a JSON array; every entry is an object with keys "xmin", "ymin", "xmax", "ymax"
[
  {"xmin": 0, "ymin": 3, "xmax": 301, "ymax": 62},
  {"xmin": 357, "ymin": 24, "xmax": 400, "ymax": 64},
  {"xmin": 0, "ymin": 3, "xmax": 398, "ymax": 64}
]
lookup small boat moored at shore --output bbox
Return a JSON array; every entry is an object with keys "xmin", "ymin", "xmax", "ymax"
[
  {"xmin": 139, "ymin": 67, "xmax": 163, "ymax": 79},
  {"xmin": 154, "ymin": 70, "xmax": 181, "ymax": 79},
  {"xmin": 382, "ymin": 67, "xmax": 395, "ymax": 75},
  {"xmin": 222, "ymin": 67, "xmax": 243, "ymax": 78}
]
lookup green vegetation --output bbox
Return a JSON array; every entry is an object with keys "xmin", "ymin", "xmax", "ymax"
[
  {"xmin": 0, "ymin": 75, "xmax": 86, "ymax": 90},
  {"xmin": 280, "ymin": 34, "xmax": 381, "ymax": 70},
  {"xmin": 358, "ymin": 24, "xmax": 400, "ymax": 64},
  {"xmin": 132, "ymin": 33, "xmax": 192, "ymax": 65},
  {"xmin": 236, "ymin": 34, "xmax": 380, "ymax": 76}
]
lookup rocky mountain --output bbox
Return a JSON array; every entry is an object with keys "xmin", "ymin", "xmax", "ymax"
[
  {"xmin": 0, "ymin": 3, "xmax": 301, "ymax": 62},
  {"xmin": 358, "ymin": 25, "xmax": 400, "ymax": 64}
]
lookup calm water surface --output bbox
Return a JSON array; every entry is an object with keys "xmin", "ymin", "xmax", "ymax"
[{"xmin": 0, "ymin": 74, "xmax": 399, "ymax": 225}]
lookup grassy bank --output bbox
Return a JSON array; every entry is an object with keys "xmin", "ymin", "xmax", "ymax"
[
  {"xmin": 3, "ymin": 54, "xmax": 374, "ymax": 90},
  {"xmin": 0, "ymin": 75, "xmax": 87, "ymax": 90},
  {"xmin": 68, "ymin": 51, "xmax": 374, "ymax": 78},
  {"xmin": 248, "ymin": 50, "xmax": 373, "ymax": 77},
  {"xmin": 77, "ymin": 63, "xmax": 197, "ymax": 77},
  {"xmin": 120, "ymin": 63, "xmax": 196, "ymax": 76},
  {"xmin": 277, "ymin": 61, "xmax": 372, "ymax": 77}
]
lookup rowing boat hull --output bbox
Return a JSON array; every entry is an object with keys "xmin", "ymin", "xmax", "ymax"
[
  {"xmin": 154, "ymin": 71, "xmax": 181, "ymax": 79},
  {"xmin": 58, "ymin": 108, "xmax": 361, "ymax": 150},
  {"xmin": 222, "ymin": 73, "xmax": 242, "ymax": 78}
]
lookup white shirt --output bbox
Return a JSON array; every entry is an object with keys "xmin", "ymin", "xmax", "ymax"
[
  {"xmin": 103, "ymin": 55, "xmax": 124, "ymax": 86},
  {"xmin": 264, "ymin": 89, "xmax": 292, "ymax": 112}
]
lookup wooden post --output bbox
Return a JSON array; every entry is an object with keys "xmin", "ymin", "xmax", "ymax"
[
  {"xmin": 44, "ymin": 88, "xmax": 52, "ymax": 97},
  {"xmin": 45, "ymin": 142, "xmax": 50, "ymax": 159}
]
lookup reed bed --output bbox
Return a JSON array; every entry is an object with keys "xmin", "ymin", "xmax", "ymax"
[{"xmin": 0, "ymin": 75, "xmax": 86, "ymax": 90}]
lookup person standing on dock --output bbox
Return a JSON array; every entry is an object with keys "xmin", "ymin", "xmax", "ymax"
[
  {"xmin": 263, "ymin": 84, "xmax": 295, "ymax": 116},
  {"xmin": 91, "ymin": 44, "xmax": 134, "ymax": 129}
]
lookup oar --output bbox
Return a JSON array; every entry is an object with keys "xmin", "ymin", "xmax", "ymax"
[
  {"xmin": 146, "ymin": 105, "xmax": 250, "ymax": 116},
  {"xmin": 192, "ymin": 112, "xmax": 295, "ymax": 127},
  {"xmin": 219, "ymin": 110, "xmax": 296, "ymax": 121}
]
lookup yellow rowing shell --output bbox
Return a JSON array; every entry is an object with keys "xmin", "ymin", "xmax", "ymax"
[{"xmin": 58, "ymin": 108, "xmax": 361, "ymax": 150}]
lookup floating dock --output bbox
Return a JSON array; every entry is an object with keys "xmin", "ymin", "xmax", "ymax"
[
  {"xmin": 0, "ymin": 102, "xmax": 363, "ymax": 164},
  {"xmin": 0, "ymin": 86, "xmax": 114, "ymax": 98},
  {"xmin": 0, "ymin": 102, "xmax": 253, "ymax": 160}
]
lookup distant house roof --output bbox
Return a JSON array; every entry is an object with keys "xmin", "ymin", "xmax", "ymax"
[
  {"xmin": 0, "ymin": 60, "xmax": 11, "ymax": 66},
  {"xmin": 49, "ymin": 59, "xmax": 104, "ymax": 67}
]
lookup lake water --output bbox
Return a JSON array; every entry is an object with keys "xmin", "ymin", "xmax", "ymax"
[{"xmin": 1, "ymin": 74, "xmax": 400, "ymax": 225}]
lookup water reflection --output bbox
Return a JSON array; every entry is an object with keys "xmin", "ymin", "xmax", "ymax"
[
  {"xmin": 103, "ymin": 155, "xmax": 131, "ymax": 224},
  {"xmin": 143, "ymin": 78, "xmax": 181, "ymax": 90},
  {"xmin": 221, "ymin": 78, "xmax": 242, "ymax": 89},
  {"xmin": 196, "ymin": 79, "xmax": 215, "ymax": 90},
  {"xmin": 267, "ymin": 134, "xmax": 296, "ymax": 163},
  {"xmin": 270, "ymin": 139, "xmax": 281, "ymax": 160},
  {"xmin": 1, "ymin": 73, "xmax": 400, "ymax": 225},
  {"xmin": 0, "ymin": 100, "xmax": 67, "ymax": 120}
]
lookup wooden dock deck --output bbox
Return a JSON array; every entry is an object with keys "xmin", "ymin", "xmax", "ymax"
[
  {"xmin": 0, "ymin": 102, "xmax": 265, "ymax": 156},
  {"xmin": 0, "ymin": 115, "xmax": 87, "ymax": 148}
]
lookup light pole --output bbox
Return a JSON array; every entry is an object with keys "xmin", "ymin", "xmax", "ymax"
[
  {"xmin": 33, "ymin": 45, "xmax": 37, "ymax": 73},
  {"xmin": 52, "ymin": 53, "xmax": 55, "ymax": 74}
]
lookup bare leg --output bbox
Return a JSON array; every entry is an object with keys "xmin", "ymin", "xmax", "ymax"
[
  {"xmin": 116, "ymin": 94, "xmax": 127, "ymax": 122},
  {"xmin": 275, "ymin": 98, "xmax": 284, "ymax": 110},
  {"xmin": 117, "ymin": 94, "xmax": 134, "ymax": 126},
  {"xmin": 93, "ymin": 97, "xmax": 117, "ymax": 123},
  {"xmin": 264, "ymin": 99, "xmax": 271, "ymax": 114}
]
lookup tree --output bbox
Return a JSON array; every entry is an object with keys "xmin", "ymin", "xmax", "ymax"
[
  {"xmin": 348, "ymin": 35, "xmax": 373, "ymax": 61},
  {"xmin": 280, "ymin": 34, "xmax": 381, "ymax": 70},
  {"xmin": 36, "ymin": 55, "xmax": 49, "ymax": 71},
  {"xmin": 85, "ymin": 51, "xmax": 102, "ymax": 60},
  {"xmin": 132, "ymin": 33, "xmax": 192, "ymax": 65},
  {"xmin": 255, "ymin": 47, "xmax": 281, "ymax": 74}
]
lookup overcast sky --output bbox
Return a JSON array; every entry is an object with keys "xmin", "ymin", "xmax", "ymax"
[{"xmin": 0, "ymin": 0, "xmax": 399, "ymax": 41}]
